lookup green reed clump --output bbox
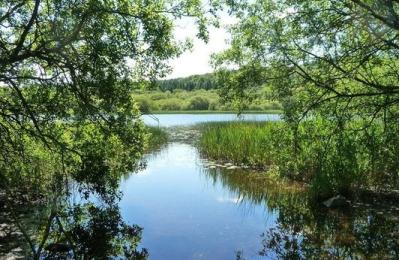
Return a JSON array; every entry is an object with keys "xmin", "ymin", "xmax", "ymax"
[
  {"xmin": 198, "ymin": 119, "xmax": 399, "ymax": 200},
  {"xmin": 146, "ymin": 126, "xmax": 168, "ymax": 151},
  {"xmin": 198, "ymin": 121, "xmax": 284, "ymax": 167}
]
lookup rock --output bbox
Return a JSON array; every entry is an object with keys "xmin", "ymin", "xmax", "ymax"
[
  {"xmin": 209, "ymin": 166, "xmax": 216, "ymax": 169},
  {"xmin": 227, "ymin": 166, "xmax": 239, "ymax": 170},
  {"xmin": 323, "ymin": 195, "xmax": 350, "ymax": 208}
]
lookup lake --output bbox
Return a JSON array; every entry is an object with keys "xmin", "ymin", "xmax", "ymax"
[
  {"xmin": 2, "ymin": 113, "xmax": 398, "ymax": 259},
  {"xmin": 120, "ymin": 143, "xmax": 280, "ymax": 260},
  {"xmin": 124, "ymin": 114, "xmax": 279, "ymax": 259},
  {"xmin": 142, "ymin": 113, "xmax": 280, "ymax": 127},
  {"xmin": 119, "ymin": 114, "xmax": 399, "ymax": 259}
]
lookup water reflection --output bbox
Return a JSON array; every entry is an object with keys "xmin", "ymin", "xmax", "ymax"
[
  {"xmin": 0, "ymin": 174, "xmax": 147, "ymax": 259},
  {"xmin": 40, "ymin": 202, "xmax": 148, "ymax": 259},
  {"xmin": 3, "ymin": 116, "xmax": 399, "ymax": 259},
  {"xmin": 260, "ymin": 204, "xmax": 399, "ymax": 259},
  {"xmin": 120, "ymin": 143, "xmax": 273, "ymax": 260},
  {"xmin": 202, "ymin": 165, "xmax": 399, "ymax": 259}
]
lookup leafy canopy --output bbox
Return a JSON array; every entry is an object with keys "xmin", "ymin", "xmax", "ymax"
[
  {"xmin": 216, "ymin": 0, "xmax": 399, "ymax": 121},
  {"xmin": 0, "ymin": 0, "xmax": 218, "ymax": 182}
]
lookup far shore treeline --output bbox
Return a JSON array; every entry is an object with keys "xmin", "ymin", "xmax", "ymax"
[{"xmin": 134, "ymin": 73, "xmax": 282, "ymax": 113}]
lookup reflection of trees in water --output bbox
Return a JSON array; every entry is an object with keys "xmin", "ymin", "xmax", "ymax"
[
  {"xmin": 261, "ymin": 207, "xmax": 399, "ymax": 259},
  {"xmin": 1, "ymin": 169, "xmax": 148, "ymax": 259},
  {"xmin": 203, "ymin": 168, "xmax": 399, "ymax": 259},
  {"xmin": 40, "ymin": 203, "xmax": 148, "ymax": 259}
]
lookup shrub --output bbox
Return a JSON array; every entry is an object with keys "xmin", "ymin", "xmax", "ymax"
[
  {"xmin": 158, "ymin": 98, "xmax": 182, "ymax": 110},
  {"xmin": 186, "ymin": 96, "xmax": 210, "ymax": 110},
  {"xmin": 136, "ymin": 98, "xmax": 151, "ymax": 113}
]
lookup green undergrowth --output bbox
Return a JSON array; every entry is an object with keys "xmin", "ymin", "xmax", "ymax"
[
  {"xmin": 146, "ymin": 126, "xmax": 168, "ymax": 151},
  {"xmin": 134, "ymin": 89, "xmax": 282, "ymax": 113},
  {"xmin": 198, "ymin": 119, "xmax": 399, "ymax": 200}
]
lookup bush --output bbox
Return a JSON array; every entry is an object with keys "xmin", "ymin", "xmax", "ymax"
[
  {"xmin": 146, "ymin": 126, "xmax": 168, "ymax": 151},
  {"xmin": 132, "ymin": 89, "xmax": 281, "ymax": 112},
  {"xmin": 136, "ymin": 98, "xmax": 151, "ymax": 113},
  {"xmin": 158, "ymin": 98, "xmax": 182, "ymax": 110},
  {"xmin": 186, "ymin": 96, "xmax": 210, "ymax": 110}
]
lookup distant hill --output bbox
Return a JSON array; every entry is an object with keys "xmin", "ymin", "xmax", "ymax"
[{"xmin": 158, "ymin": 73, "xmax": 217, "ymax": 91}]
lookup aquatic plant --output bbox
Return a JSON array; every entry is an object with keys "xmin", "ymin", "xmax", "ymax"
[{"xmin": 198, "ymin": 119, "xmax": 399, "ymax": 199}]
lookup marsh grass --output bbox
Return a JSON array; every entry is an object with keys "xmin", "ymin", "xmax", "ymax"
[
  {"xmin": 198, "ymin": 119, "xmax": 399, "ymax": 200},
  {"xmin": 198, "ymin": 121, "xmax": 285, "ymax": 168},
  {"xmin": 146, "ymin": 126, "xmax": 168, "ymax": 151}
]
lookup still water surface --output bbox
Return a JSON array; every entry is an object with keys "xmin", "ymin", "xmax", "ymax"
[
  {"xmin": 123, "ymin": 114, "xmax": 278, "ymax": 259},
  {"xmin": 120, "ymin": 143, "xmax": 276, "ymax": 259},
  {"xmin": 142, "ymin": 113, "xmax": 280, "ymax": 127},
  {"xmin": 119, "ymin": 114, "xmax": 399, "ymax": 259}
]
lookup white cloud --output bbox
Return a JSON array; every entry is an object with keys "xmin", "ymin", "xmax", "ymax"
[{"xmin": 167, "ymin": 13, "xmax": 236, "ymax": 79}]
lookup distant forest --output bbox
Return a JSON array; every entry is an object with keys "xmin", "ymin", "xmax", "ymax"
[{"xmin": 157, "ymin": 73, "xmax": 217, "ymax": 91}]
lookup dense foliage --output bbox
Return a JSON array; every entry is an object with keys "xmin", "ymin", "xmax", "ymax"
[
  {"xmin": 199, "ymin": 121, "xmax": 399, "ymax": 199},
  {"xmin": 0, "ymin": 0, "xmax": 215, "ymax": 258},
  {"xmin": 0, "ymin": 0, "xmax": 214, "ymax": 178},
  {"xmin": 134, "ymin": 89, "xmax": 281, "ymax": 112},
  {"xmin": 211, "ymin": 0, "xmax": 399, "ymax": 196},
  {"xmin": 217, "ymin": 0, "xmax": 399, "ymax": 114}
]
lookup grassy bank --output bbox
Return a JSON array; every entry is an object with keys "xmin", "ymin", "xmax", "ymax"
[
  {"xmin": 199, "ymin": 122, "xmax": 284, "ymax": 168},
  {"xmin": 198, "ymin": 120, "xmax": 399, "ymax": 200}
]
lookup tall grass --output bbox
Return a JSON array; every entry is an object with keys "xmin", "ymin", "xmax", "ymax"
[
  {"xmin": 199, "ymin": 121, "xmax": 285, "ymax": 167},
  {"xmin": 146, "ymin": 126, "xmax": 168, "ymax": 151},
  {"xmin": 198, "ymin": 119, "xmax": 399, "ymax": 200}
]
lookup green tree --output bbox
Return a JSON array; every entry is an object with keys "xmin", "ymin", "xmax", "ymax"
[
  {"xmin": 214, "ymin": 0, "xmax": 399, "ymax": 195},
  {"xmin": 0, "ymin": 0, "xmax": 217, "ymax": 257},
  {"xmin": 216, "ymin": 0, "xmax": 399, "ymax": 118},
  {"xmin": 158, "ymin": 73, "xmax": 217, "ymax": 91},
  {"xmin": 0, "ymin": 0, "xmax": 216, "ymax": 186}
]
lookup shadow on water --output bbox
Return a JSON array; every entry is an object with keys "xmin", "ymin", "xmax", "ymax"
[
  {"xmin": 202, "ymin": 167, "xmax": 399, "ymax": 259},
  {"xmin": 0, "ymin": 173, "xmax": 148, "ymax": 259}
]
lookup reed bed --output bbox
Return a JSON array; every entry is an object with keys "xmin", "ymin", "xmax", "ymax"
[
  {"xmin": 198, "ymin": 121, "xmax": 286, "ymax": 168},
  {"xmin": 146, "ymin": 126, "xmax": 168, "ymax": 151},
  {"xmin": 198, "ymin": 119, "xmax": 399, "ymax": 199}
]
